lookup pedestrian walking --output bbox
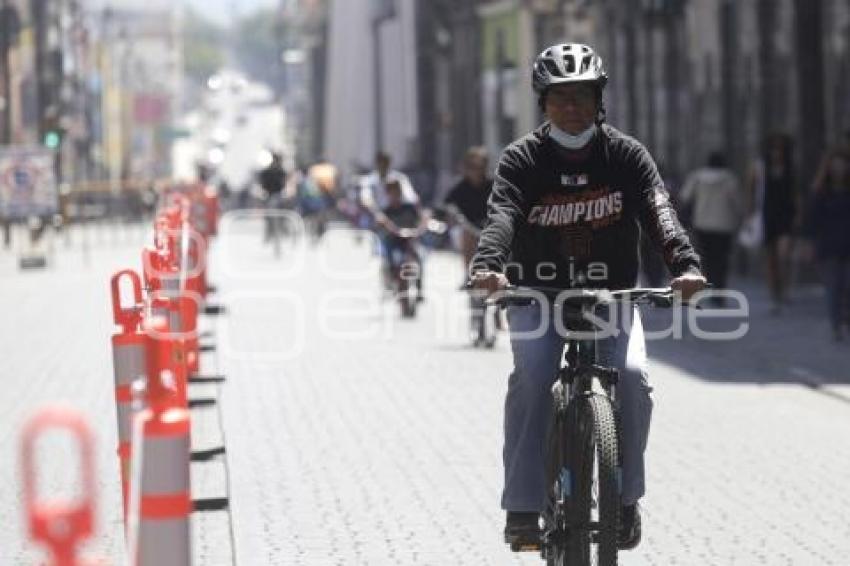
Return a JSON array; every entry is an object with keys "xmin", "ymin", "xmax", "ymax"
[
  {"xmin": 806, "ymin": 148, "xmax": 850, "ymax": 341},
  {"xmin": 746, "ymin": 133, "xmax": 801, "ymax": 314},
  {"xmin": 679, "ymin": 151, "xmax": 744, "ymax": 303}
]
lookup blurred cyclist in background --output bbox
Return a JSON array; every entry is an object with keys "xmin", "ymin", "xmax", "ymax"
[
  {"xmin": 444, "ymin": 146, "xmax": 494, "ymax": 274},
  {"xmin": 257, "ymin": 151, "xmax": 288, "ymax": 242},
  {"xmin": 375, "ymin": 179, "xmax": 428, "ymax": 303},
  {"xmin": 360, "ymin": 152, "xmax": 422, "ymax": 293}
]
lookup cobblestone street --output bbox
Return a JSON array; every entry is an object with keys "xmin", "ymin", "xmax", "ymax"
[{"xmin": 2, "ymin": 220, "xmax": 850, "ymax": 565}]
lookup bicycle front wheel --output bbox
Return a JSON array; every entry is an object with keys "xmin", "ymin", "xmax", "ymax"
[
  {"xmin": 399, "ymin": 279, "xmax": 416, "ymax": 318},
  {"xmin": 569, "ymin": 394, "xmax": 620, "ymax": 566},
  {"xmin": 544, "ymin": 397, "xmax": 574, "ymax": 566}
]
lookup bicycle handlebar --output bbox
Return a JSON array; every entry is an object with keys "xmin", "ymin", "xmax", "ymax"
[{"xmin": 482, "ymin": 285, "xmax": 704, "ymax": 309}]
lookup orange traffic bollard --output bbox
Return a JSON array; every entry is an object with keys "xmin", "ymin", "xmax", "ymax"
[
  {"xmin": 21, "ymin": 406, "xmax": 97, "ymax": 566},
  {"xmin": 142, "ymin": 245, "xmax": 189, "ymax": 406},
  {"xmin": 187, "ymin": 184, "xmax": 210, "ymax": 241},
  {"xmin": 186, "ymin": 227, "xmax": 208, "ymax": 299},
  {"xmin": 110, "ymin": 269, "xmax": 147, "ymax": 517},
  {"xmin": 180, "ymin": 293, "xmax": 200, "ymax": 377},
  {"xmin": 182, "ymin": 235, "xmax": 206, "ymax": 374},
  {"xmin": 203, "ymin": 183, "xmax": 219, "ymax": 237},
  {"xmin": 132, "ymin": 316, "xmax": 192, "ymax": 566}
]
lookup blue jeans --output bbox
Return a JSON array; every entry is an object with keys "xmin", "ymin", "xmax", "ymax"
[{"xmin": 502, "ymin": 303, "xmax": 653, "ymax": 512}]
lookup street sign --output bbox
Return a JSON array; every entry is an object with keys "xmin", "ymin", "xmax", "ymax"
[{"xmin": 0, "ymin": 146, "xmax": 58, "ymax": 220}]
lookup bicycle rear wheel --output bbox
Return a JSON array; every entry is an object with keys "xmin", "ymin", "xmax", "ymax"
[{"xmin": 569, "ymin": 394, "xmax": 620, "ymax": 566}]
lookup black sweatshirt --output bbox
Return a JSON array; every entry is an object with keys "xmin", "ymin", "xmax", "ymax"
[
  {"xmin": 471, "ymin": 122, "xmax": 702, "ymax": 289},
  {"xmin": 444, "ymin": 178, "xmax": 494, "ymax": 228}
]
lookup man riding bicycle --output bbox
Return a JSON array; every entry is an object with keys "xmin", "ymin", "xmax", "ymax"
[
  {"xmin": 375, "ymin": 180, "xmax": 427, "ymax": 303},
  {"xmin": 444, "ymin": 146, "xmax": 494, "ymax": 269},
  {"xmin": 359, "ymin": 152, "xmax": 420, "ymax": 213},
  {"xmin": 444, "ymin": 147, "xmax": 503, "ymax": 339},
  {"xmin": 470, "ymin": 43, "xmax": 706, "ymax": 551},
  {"xmin": 359, "ymin": 152, "xmax": 423, "ymax": 295}
]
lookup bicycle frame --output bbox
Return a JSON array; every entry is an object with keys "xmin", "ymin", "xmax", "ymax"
[{"xmin": 560, "ymin": 335, "xmax": 619, "ymax": 404}]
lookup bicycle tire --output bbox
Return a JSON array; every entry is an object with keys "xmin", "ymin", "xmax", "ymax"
[
  {"xmin": 543, "ymin": 389, "xmax": 576, "ymax": 566},
  {"xmin": 482, "ymin": 305, "xmax": 497, "ymax": 348},
  {"xmin": 468, "ymin": 294, "xmax": 484, "ymax": 347},
  {"xmin": 399, "ymin": 280, "xmax": 416, "ymax": 318},
  {"xmin": 569, "ymin": 394, "xmax": 619, "ymax": 566}
]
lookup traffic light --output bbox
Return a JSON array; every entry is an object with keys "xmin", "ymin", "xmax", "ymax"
[
  {"xmin": 43, "ymin": 129, "xmax": 61, "ymax": 149},
  {"xmin": 41, "ymin": 112, "xmax": 63, "ymax": 149}
]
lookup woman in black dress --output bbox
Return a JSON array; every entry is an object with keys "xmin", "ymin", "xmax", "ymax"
[
  {"xmin": 807, "ymin": 149, "xmax": 850, "ymax": 341},
  {"xmin": 750, "ymin": 134, "xmax": 800, "ymax": 313}
]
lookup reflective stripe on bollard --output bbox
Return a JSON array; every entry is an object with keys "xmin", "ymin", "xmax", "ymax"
[
  {"xmin": 137, "ymin": 406, "xmax": 192, "ymax": 566},
  {"xmin": 130, "ymin": 316, "xmax": 192, "ymax": 566}
]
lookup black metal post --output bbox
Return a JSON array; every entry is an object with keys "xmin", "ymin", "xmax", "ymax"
[
  {"xmin": 643, "ymin": 5, "xmax": 657, "ymax": 152},
  {"xmin": 372, "ymin": 19, "xmax": 385, "ymax": 154},
  {"xmin": 794, "ymin": 0, "xmax": 826, "ymax": 189},
  {"xmin": 719, "ymin": 0, "xmax": 741, "ymax": 172},
  {"xmin": 0, "ymin": 0, "xmax": 11, "ymax": 144},
  {"xmin": 371, "ymin": 0, "xmax": 396, "ymax": 155}
]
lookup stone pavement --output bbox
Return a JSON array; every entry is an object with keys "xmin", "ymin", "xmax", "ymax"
[
  {"xmin": 3, "ymin": 218, "xmax": 849, "ymax": 565},
  {"xmin": 0, "ymin": 222, "xmax": 232, "ymax": 565},
  {"xmin": 211, "ymin": 218, "xmax": 850, "ymax": 565}
]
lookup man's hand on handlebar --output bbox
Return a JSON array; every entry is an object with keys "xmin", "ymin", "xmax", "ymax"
[
  {"xmin": 670, "ymin": 272, "xmax": 708, "ymax": 302},
  {"xmin": 470, "ymin": 271, "xmax": 510, "ymax": 296}
]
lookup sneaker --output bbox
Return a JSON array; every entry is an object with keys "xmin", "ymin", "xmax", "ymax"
[
  {"xmin": 503, "ymin": 512, "xmax": 541, "ymax": 548},
  {"xmin": 618, "ymin": 503, "xmax": 642, "ymax": 550}
]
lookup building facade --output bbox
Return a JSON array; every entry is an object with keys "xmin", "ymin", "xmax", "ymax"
[
  {"xmin": 0, "ymin": 0, "xmax": 183, "ymax": 191},
  {"xmin": 319, "ymin": 0, "xmax": 847, "ymax": 199}
]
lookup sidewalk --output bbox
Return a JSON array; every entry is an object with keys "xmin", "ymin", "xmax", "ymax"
[{"xmin": 642, "ymin": 273, "xmax": 850, "ymax": 400}]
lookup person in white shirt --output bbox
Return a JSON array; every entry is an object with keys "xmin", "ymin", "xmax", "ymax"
[
  {"xmin": 359, "ymin": 152, "xmax": 419, "ymax": 213},
  {"xmin": 679, "ymin": 151, "xmax": 745, "ymax": 302},
  {"xmin": 359, "ymin": 152, "xmax": 422, "ymax": 294}
]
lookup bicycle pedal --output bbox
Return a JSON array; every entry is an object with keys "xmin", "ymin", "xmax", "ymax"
[{"xmin": 509, "ymin": 541, "xmax": 541, "ymax": 553}]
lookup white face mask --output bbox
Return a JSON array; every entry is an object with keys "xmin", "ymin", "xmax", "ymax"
[{"xmin": 550, "ymin": 123, "xmax": 597, "ymax": 150}]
